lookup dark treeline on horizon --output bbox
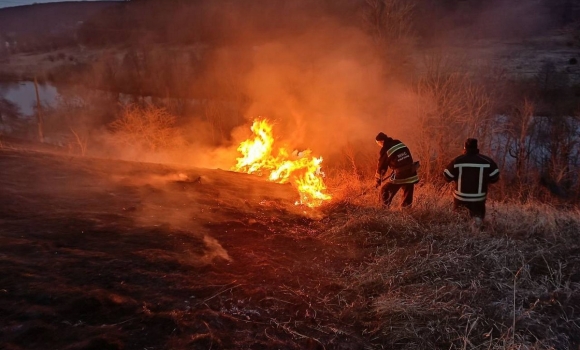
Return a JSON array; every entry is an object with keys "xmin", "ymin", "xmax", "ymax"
[
  {"xmin": 1, "ymin": 0, "xmax": 579, "ymax": 48},
  {"xmin": 74, "ymin": 0, "xmax": 579, "ymax": 46}
]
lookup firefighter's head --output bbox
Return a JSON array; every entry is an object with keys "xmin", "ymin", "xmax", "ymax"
[
  {"xmin": 375, "ymin": 132, "xmax": 388, "ymax": 147},
  {"xmin": 464, "ymin": 138, "xmax": 479, "ymax": 153}
]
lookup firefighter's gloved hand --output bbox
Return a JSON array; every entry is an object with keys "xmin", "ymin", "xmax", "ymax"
[{"xmin": 375, "ymin": 179, "xmax": 382, "ymax": 188}]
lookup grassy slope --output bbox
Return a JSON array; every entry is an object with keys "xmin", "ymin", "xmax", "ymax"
[
  {"xmin": 0, "ymin": 146, "xmax": 366, "ymax": 349},
  {"xmin": 324, "ymin": 179, "xmax": 580, "ymax": 349},
  {"xmin": 0, "ymin": 2, "xmax": 118, "ymax": 35},
  {"xmin": 1, "ymin": 144, "xmax": 579, "ymax": 349}
]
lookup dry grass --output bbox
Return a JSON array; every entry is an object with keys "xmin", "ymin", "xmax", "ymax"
[
  {"xmin": 0, "ymin": 144, "xmax": 577, "ymax": 349},
  {"xmin": 318, "ymin": 179, "xmax": 580, "ymax": 349}
]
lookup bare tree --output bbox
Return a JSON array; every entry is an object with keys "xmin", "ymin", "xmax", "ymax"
[
  {"xmin": 362, "ymin": 0, "xmax": 417, "ymax": 74},
  {"xmin": 0, "ymin": 97, "xmax": 21, "ymax": 127},
  {"xmin": 535, "ymin": 114, "xmax": 580, "ymax": 197},
  {"xmin": 69, "ymin": 128, "xmax": 88, "ymax": 156},
  {"xmin": 507, "ymin": 98, "xmax": 535, "ymax": 185},
  {"xmin": 33, "ymin": 77, "xmax": 44, "ymax": 142},
  {"xmin": 362, "ymin": 0, "xmax": 416, "ymax": 44},
  {"xmin": 413, "ymin": 54, "xmax": 494, "ymax": 182}
]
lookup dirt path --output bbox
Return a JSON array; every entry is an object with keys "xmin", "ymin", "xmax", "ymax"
[{"xmin": 0, "ymin": 149, "xmax": 367, "ymax": 350}]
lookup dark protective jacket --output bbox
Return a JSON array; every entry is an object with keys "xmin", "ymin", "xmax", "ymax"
[
  {"xmin": 443, "ymin": 149, "xmax": 500, "ymax": 202},
  {"xmin": 375, "ymin": 137, "xmax": 419, "ymax": 185}
]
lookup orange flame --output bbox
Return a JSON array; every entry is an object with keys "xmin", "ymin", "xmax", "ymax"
[{"xmin": 232, "ymin": 118, "xmax": 331, "ymax": 207}]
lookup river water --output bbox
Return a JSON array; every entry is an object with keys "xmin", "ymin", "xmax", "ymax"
[{"xmin": 0, "ymin": 81, "xmax": 58, "ymax": 116}]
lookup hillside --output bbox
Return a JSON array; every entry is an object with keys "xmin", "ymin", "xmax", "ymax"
[
  {"xmin": 0, "ymin": 145, "xmax": 365, "ymax": 349},
  {"xmin": 1, "ymin": 144, "xmax": 579, "ymax": 349},
  {"xmin": 0, "ymin": 2, "xmax": 120, "ymax": 36},
  {"xmin": 1, "ymin": 0, "xmax": 579, "ymax": 86}
]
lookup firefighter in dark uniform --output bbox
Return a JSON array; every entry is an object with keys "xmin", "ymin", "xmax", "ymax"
[
  {"xmin": 375, "ymin": 132, "xmax": 419, "ymax": 207},
  {"xmin": 443, "ymin": 138, "xmax": 500, "ymax": 226}
]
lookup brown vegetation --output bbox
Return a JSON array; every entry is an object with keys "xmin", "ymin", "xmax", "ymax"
[
  {"xmin": 109, "ymin": 103, "xmax": 184, "ymax": 152},
  {"xmin": 323, "ymin": 179, "xmax": 580, "ymax": 349},
  {"xmin": 0, "ymin": 146, "xmax": 579, "ymax": 349}
]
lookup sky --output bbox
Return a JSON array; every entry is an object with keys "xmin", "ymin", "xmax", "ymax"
[{"xmin": 0, "ymin": 0, "xmax": 116, "ymax": 9}]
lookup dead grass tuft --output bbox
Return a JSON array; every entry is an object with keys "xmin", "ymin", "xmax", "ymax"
[{"xmin": 320, "ymin": 176, "xmax": 580, "ymax": 349}]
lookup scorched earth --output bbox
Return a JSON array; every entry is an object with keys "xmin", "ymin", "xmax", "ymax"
[{"xmin": 0, "ymin": 145, "xmax": 370, "ymax": 350}]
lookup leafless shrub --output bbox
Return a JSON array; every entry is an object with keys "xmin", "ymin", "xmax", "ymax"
[
  {"xmin": 201, "ymin": 100, "xmax": 238, "ymax": 145},
  {"xmin": 414, "ymin": 54, "xmax": 494, "ymax": 182},
  {"xmin": 0, "ymin": 97, "xmax": 22, "ymax": 136},
  {"xmin": 533, "ymin": 114, "xmax": 580, "ymax": 198},
  {"xmin": 507, "ymin": 98, "xmax": 536, "ymax": 186},
  {"xmin": 362, "ymin": 0, "xmax": 416, "ymax": 44},
  {"xmin": 69, "ymin": 128, "xmax": 88, "ymax": 156},
  {"xmin": 109, "ymin": 103, "xmax": 184, "ymax": 152},
  {"xmin": 362, "ymin": 0, "xmax": 417, "ymax": 74}
]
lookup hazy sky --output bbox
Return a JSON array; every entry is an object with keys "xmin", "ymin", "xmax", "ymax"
[{"xmin": 0, "ymin": 0, "xmax": 116, "ymax": 9}]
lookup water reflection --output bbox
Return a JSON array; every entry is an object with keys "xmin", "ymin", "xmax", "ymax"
[{"xmin": 0, "ymin": 81, "xmax": 58, "ymax": 116}]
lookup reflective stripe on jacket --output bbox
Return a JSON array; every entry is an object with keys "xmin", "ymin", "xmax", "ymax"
[
  {"xmin": 376, "ymin": 138, "xmax": 419, "ymax": 185},
  {"xmin": 444, "ymin": 151, "xmax": 499, "ymax": 202}
]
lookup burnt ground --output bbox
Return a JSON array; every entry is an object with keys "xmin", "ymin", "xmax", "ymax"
[{"xmin": 0, "ymin": 147, "xmax": 367, "ymax": 350}]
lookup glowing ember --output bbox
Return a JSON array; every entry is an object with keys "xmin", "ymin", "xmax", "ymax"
[{"xmin": 232, "ymin": 118, "xmax": 331, "ymax": 207}]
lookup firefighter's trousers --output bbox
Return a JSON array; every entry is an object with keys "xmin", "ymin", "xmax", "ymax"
[
  {"xmin": 381, "ymin": 182, "xmax": 414, "ymax": 208},
  {"xmin": 453, "ymin": 199, "xmax": 486, "ymax": 219}
]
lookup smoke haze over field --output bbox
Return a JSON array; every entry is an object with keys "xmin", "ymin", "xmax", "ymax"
[
  {"xmin": 84, "ymin": 1, "xmax": 425, "ymax": 169},
  {"xmin": 172, "ymin": 0, "xmax": 563, "ymax": 167},
  {"xmin": 240, "ymin": 23, "xmax": 404, "ymax": 153},
  {"xmin": 179, "ymin": 2, "xmax": 423, "ymax": 166},
  {"xmin": 2, "ymin": 0, "xmax": 574, "ymax": 172}
]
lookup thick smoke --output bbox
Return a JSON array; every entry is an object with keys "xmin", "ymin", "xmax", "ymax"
[
  {"xmin": 242, "ymin": 26, "xmax": 394, "ymax": 154},
  {"xmin": 185, "ymin": 3, "xmax": 422, "ymax": 167},
  {"xmin": 59, "ymin": 0, "xmax": 561, "ymax": 169}
]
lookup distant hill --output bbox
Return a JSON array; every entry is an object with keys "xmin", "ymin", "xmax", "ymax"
[{"xmin": 0, "ymin": 1, "xmax": 122, "ymax": 36}]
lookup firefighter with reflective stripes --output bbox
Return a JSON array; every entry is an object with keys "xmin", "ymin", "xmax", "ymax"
[
  {"xmin": 443, "ymin": 138, "xmax": 500, "ymax": 226},
  {"xmin": 375, "ymin": 132, "xmax": 419, "ymax": 207}
]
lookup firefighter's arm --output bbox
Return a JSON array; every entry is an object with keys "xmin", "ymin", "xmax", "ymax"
[
  {"xmin": 488, "ymin": 160, "xmax": 500, "ymax": 184},
  {"xmin": 375, "ymin": 164, "xmax": 385, "ymax": 188},
  {"xmin": 443, "ymin": 160, "xmax": 456, "ymax": 182},
  {"xmin": 377, "ymin": 151, "xmax": 390, "ymax": 172},
  {"xmin": 375, "ymin": 153, "xmax": 389, "ymax": 187}
]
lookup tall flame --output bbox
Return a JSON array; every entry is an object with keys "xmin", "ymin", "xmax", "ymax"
[{"xmin": 232, "ymin": 118, "xmax": 331, "ymax": 207}]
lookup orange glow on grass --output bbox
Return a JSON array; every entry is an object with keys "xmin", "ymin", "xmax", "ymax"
[{"xmin": 232, "ymin": 118, "xmax": 331, "ymax": 207}]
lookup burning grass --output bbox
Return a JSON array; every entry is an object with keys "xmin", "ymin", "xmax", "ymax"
[{"xmin": 232, "ymin": 118, "xmax": 331, "ymax": 208}]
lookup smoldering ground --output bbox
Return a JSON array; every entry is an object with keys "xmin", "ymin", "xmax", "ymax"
[{"xmin": 0, "ymin": 146, "xmax": 371, "ymax": 349}]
